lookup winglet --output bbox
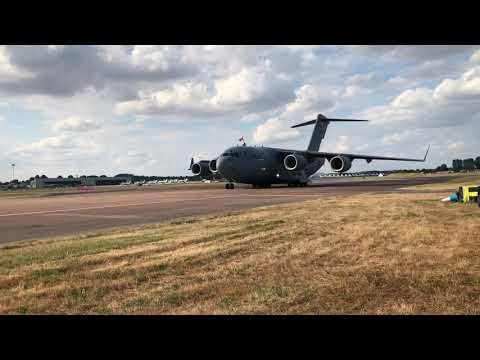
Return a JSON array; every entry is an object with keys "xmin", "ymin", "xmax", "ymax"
[
  {"xmin": 423, "ymin": 145, "xmax": 430, "ymax": 162},
  {"xmin": 188, "ymin": 157, "xmax": 194, "ymax": 170}
]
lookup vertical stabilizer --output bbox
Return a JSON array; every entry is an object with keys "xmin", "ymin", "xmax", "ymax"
[
  {"xmin": 291, "ymin": 114, "xmax": 368, "ymax": 152},
  {"xmin": 307, "ymin": 114, "xmax": 329, "ymax": 152}
]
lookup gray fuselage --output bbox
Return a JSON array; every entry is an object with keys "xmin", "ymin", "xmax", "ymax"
[{"xmin": 216, "ymin": 146, "xmax": 325, "ymax": 185}]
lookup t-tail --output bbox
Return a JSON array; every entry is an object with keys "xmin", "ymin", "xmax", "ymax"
[{"xmin": 291, "ymin": 114, "xmax": 368, "ymax": 152}]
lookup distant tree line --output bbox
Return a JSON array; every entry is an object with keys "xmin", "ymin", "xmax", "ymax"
[{"xmin": 450, "ymin": 157, "xmax": 480, "ymax": 172}]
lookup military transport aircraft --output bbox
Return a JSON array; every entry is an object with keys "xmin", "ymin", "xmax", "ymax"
[{"xmin": 189, "ymin": 114, "xmax": 429, "ymax": 189}]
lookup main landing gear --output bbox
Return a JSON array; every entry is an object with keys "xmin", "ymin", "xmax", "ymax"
[{"xmin": 225, "ymin": 183, "xmax": 235, "ymax": 189}]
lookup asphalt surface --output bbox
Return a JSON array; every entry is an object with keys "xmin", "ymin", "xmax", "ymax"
[{"xmin": 0, "ymin": 177, "xmax": 450, "ymax": 244}]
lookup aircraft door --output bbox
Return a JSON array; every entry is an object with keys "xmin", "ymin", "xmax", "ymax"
[{"xmin": 253, "ymin": 150, "xmax": 270, "ymax": 183}]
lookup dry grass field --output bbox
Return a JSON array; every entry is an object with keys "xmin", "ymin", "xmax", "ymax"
[
  {"xmin": 403, "ymin": 173, "xmax": 480, "ymax": 191},
  {"xmin": 1, "ymin": 184, "xmax": 480, "ymax": 314}
]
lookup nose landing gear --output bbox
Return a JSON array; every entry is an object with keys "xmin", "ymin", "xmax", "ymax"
[{"xmin": 225, "ymin": 183, "xmax": 235, "ymax": 189}]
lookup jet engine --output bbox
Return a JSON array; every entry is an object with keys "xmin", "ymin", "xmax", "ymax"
[
  {"xmin": 209, "ymin": 159, "xmax": 218, "ymax": 173},
  {"xmin": 283, "ymin": 154, "xmax": 307, "ymax": 171},
  {"xmin": 191, "ymin": 160, "xmax": 211, "ymax": 177},
  {"xmin": 329, "ymin": 155, "xmax": 352, "ymax": 172}
]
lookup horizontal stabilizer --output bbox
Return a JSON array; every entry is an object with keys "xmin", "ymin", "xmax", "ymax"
[{"xmin": 291, "ymin": 117, "xmax": 368, "ymax": 128}]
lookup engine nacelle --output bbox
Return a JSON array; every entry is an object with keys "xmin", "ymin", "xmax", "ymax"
[
  {"xmin": 284, "ymin": 153, "xmax": 307, "ymax": 171},
  {"xmin": 330, "ymin": 155, "xmax": 353, "ymax": 172},
  {"xmin": 209, "ymin": 159, "xmax": 218, "ymax": 173},
  {"xmin": 191, "ymin": 160, "xmax": 211, "ymax": 177}
]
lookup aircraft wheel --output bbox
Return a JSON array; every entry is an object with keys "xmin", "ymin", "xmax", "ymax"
[{"xmin": 225, "ymin": 183, "xmax": 230, "ymax": 189}]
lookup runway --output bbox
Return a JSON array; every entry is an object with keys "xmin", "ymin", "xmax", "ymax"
[{"xmin": 0, "ymin": 177, "xmax": 449, "ymax": 244}]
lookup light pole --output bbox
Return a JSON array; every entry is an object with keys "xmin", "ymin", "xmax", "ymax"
[{"xmin": 11, "ymin": 163, "xmax": 15, "ymax": 181}]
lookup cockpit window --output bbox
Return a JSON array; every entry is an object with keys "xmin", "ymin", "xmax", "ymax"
[{"xmin": 222, "ymin": 151, "xmax": 240, "ymax": 158}]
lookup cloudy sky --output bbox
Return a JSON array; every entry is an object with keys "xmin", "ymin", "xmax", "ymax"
[{"xmin": 1, "ymin": 45, "xmax": 479, "ymax": 181}]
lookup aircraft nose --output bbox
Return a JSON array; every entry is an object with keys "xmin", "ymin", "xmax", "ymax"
[{"xmin": 216, "ymin": 156, "xmax": 231, "ymax": 176}]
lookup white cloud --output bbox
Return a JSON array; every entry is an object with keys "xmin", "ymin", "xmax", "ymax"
[
  {"xmin": 47, "ymin": 45, "xmax": 65, "ymax": 53},
  {"xmin": 192, "ymin": 152, "xmax": 209, "ymax": 162},
  {"xmin": 281, "ymin": 45, "xmax": 323, "ymax": 52},
  {"xmin": 0, "ymin": 46, "xmax": 32, "ymax": 80},
  {"xmin": 253, "ymin": 84, "xmax": 336, "ymax": 144},
  {"xmin": 392, "ymin": 88, "xmax": 433, "ymax": 108},
  {"xmin": 433, "ymin": 66, "xmax": 480, "ymax": 101},
  {"xmin": 471, "ymin": 50, "xmax": 480, "ymax": 64},
  {"xmin": 240, "ymin": 108, "xmax": 278, "ymax": 123},
  {"xmin": 115, "ymin": 82, "xmax": 214, "ymax": 116},
  {"xmin": 130, "ymin": 45, "xmax": 185, "ymax": 72},
  {"xmin": 211, "ymin": 65, "xmax": 270, "ymax": 106},
  {"xmin": 115, "ymin": 61, "xmax": 291, "ymax": 117},
  {"xmin": 350, "ymin": 45, "xmax": 479, "ymax": 61},
  {"xmin": 447, "ymin": 141, "xmax": 465, "ymax": 150},
  {"xmin": 285, "ymin": 84, "xmax": 335, "ymax": 114},
  {"xmin": 241, "ymin": 113, "xmax": 263, "ymax": 123},
  {"xmin": 53, "ymin": 116, "xmax": 102, "ymax": 132},
  {"xmin": 361, "ymin": 65, "xmax": 480, "ymax": 127},
  {"xmin": 346, "ymin": 72, "xmax": 374, "ymax": 86},
  {"xmin": 342, "ymin": 85, "xmax": 372, "ymax": 98},
  {"xmin": 387, "ymin": 76, "xmax": 409, "ymax": 86},
  {"xmin": 114, "ymin": 149, "xmax": 157, "ymax": 168},
  {"xmin": 334, "ymin": 135, "xmax": 349, "ymax": 152},
  {"xmin": 382, "ymin": 130, "xmax": 416, "ymax": 145},
  {"xmin": 253, "ymin": 117, "xmax": 299, "ymax": 144},
  {"xmin": 14, "ymin": 134, "xmax": 71, "ymax": 154},
  {"xmin": 279, "ymin": 45, "xmax": 323, "ymax": 65}
]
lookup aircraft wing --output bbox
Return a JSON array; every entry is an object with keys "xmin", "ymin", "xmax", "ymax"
[
  {"xmin": 308, "ymin": 146, "xmax": 429, "ymax": 163},
  {"xmin": 277, "ymin": 146, "xmax": 430, "ymax": 163}
]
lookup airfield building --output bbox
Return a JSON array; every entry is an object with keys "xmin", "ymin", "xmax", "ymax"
[{"xmin": 30, "ymin": 176, "xmax": 132, "ymax": 189}]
